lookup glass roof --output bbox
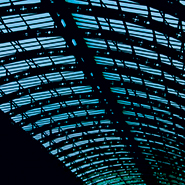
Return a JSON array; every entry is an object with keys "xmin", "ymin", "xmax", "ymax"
[{"xmin": 0, "ymin": 0, "xmax": 185, "ymax": 184}]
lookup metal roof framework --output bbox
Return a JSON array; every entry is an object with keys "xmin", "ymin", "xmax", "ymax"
[{"xmin": 0, "ymin": 0, "xmax": 185, "ymax": 184}]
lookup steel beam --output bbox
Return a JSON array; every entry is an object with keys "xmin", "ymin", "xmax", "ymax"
[{"xmin": 42, "ymin": 0, "xmax": 160, "ymax": 184}]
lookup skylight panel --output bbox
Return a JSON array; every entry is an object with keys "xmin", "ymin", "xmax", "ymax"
[
  {"xmin": 26, "ymin": 107, "xmax": 41, "ymax": 117},
  {"xmin": 80, "ymin": 163, "xmax": 90, "ymax": 169},
  {"xmin": 76, "ymin": 22, "xmax": 99, "ymax": 29},
  {"xmin": 117, "ymin": 100, "xmax": 131, "ymax": 105},
  {"xmin": 50, "ymin": 149, "xmax": 58, "ymax": 155},
  {"xmin": 73, "ymin": 110, "xmax": 86, "ymax": 117},
  {"xmin": 182, "ymin": 21, "xmax": 185, "ymax": 30},
  {"xmin": 43, "ymin": 102, "xmax": 61, "ymax": 111},
  {"xmin": 180, "ymin": 0, "xmax": 185, "ymax": 5},
  {"xmin": 0, "ymin": 102, "xmax": 11, "ymax": 113},
  {"xmin": 117, "ymin": 43, "xmax": 132, "ymax": 53},
  {"xmin": 165, "ymin": 14, "xmax": 178, "ymax": 28},
  {"xmin": 31, "ymin": 90, "xmax": 51, "ymax": 101},
  {"xmin": 81, "ymin": 121, "xmax": 94, "ymax": 126},
  {"xmin": 153, "ymin": 107, "xmax": 171, "ymax": 115},
  {"xmin": 106, "ymin": 137, "xmax": 120, "ymax": 141},
  {"xmin": 92, "ymin": 160, "xmax": 104, "ymax": 166},
  {"xmin": 120, "ymin": 1, "xmax": 148, "ymax": 17},
  {"xmin": 135, "ymin": 137, "xmax": 147, "ymax": 142},
  {"xmin": 52, "ymin": 113, "xmax": 69, "ymax": 121},
  {"xmin": 0, "ymin": 81, "xmax": 19, "ymax": 94},
  {"xmin": 62, "ymin": 143, "xmax": 73, "ymax": 150},
  {"xmin": 19, "ymin": 75, "xmax": 41, "ymax": 88},
  {"xmin": 91, "ymin": 0, "xmax": 118, "ymax": 9},
  {"xmin": 65, "ymin": 99, "xmax": 79, "ymax": 106},
  {"xmin": 0, "ymin": 22, "xmax": 8, "ymax": 33},
  {"xmin": 73, "ymin": 13, "xmax": 99, "ymax": 29},
  {"xmin": 102, "ymin": 72, "xmax": 120, "ymax": 81},
  {"xmin": 170, "ymin": 101, "xmax": 180, "ymax": 109},
  {"xmin": 160, "ymin": 128, "xmax": 175, "ymax": 135},
  {"xmin": 176, "ymin": 76, "xmax": 185, "ymax": 85},
  {"xmin": 23, "ymin": 13, "xmax": 50, "ymax": 20},
  {"xmin": 19, "ymin": 38, "xmax": 40, "ymax": 51},
  {"xmin": 55, "ymin": 87, "xmax": 72, "ymax": 95},
  {"xmin": 126, "ymin": 22, "xmax": 153, "ymax": 41},
  {"xmin": 97, "ymin": 17, "xmax": 109, "ymax": 29},
  {"xmin": 149, "ymin": 95, "xmax": 168, "ymax": 104},
  {"xmin": 145, "ymin": 80, "xmax": 165, "ymax": 90},
  {"xmin": 51, "ymin": 55, "xmax": 76, "ymax": 65},
  {"xmin": 150, "ymin": 7, "xmax": 163, "ymax": 22},
  {"xmin": 0, "ymin": 0, "xmax": 10, "ymax": 7},
  {"xmin": 62, "ymin": 71, "xmax": 84, "ymax": 80},
  {"xmin": 88, "ymin": 129, "xmax": 99, "ymax": 134},
  {"xmin": 13, "ymin": 95, "xmax": 31, "ymax": 106},
  {"xmin": 121, "ymin": 75, "xmax": 130, "ymax": 82},
  {"xmin": 2, "ymin": 15, "xmax": 27, "ymax": 32},
  {"xmin": 85, "ymin": 38, "xmax": 107, "ymax": 49},
  {"xmin": 164, "ymin": 72, "xmax": 174, "ymax": 81},
  {"xmin": 22, "ymin": 13, "xmax": 54, "ymax": 29},
  {"xmin": 123, "ymin": 110, "xmax": 136, "ymax": 116},
  {"xmin": 130, "ymin": 76, "xmax": 143, "ymax": 85},
  {"xmin": 100, "ymin": 119, "xmax": 111, "ymax": 124},
  {"xmin": 127, "ymin": 89, "xmax": 135, "ymax": 96},
  {"xmin": 144, "ymin": 114, "xmax": 154, "ymax": 120},
  {"xmin": 50, "ymin": 128, "xmax": 59, "ymax": 134},
  {"xmin": 172, "ymin": 60, "xmax": 184, "ymax": 70},
  {"xmin": 75, "ymin": 140, "xmax": 89, "ymax": 146},
  {"xmin": 95, "ymin": 56, "xmax": 114, "ymax": 66},
  {"xmin": 156, "ymin": 117, "xmax": 173, "ymax": 125},
  {"xmin": 11, "ymin": 113, "xmax": 22, "ymax": 123},
  {"xmin": 87, "ymin": 109, "xmax": 105, "ymax": 115},
  {"xmin": 4, "ymin": 60, "xmax": 29, "ymax": 74},
  {"xmin": 35, "ymin": 117, "xmax": 51, "ymax": 126},
  {"xmin": 176, "ymin": 124, "xmax": 184, "ymax": 129},
  {"xmin": 124, "ymin": 61, "xmax": 138, "ymax": 69},
  {"xmin": 72, "ymin": 86, "xmax": 92, "ymax": 94},
  {"xmin": 126, "ymin": 121, "xmax": 140, "ymax": 126},
  {"xmin": 53, "ymin": 136, "xmax": 66, "ymax": 143},
  {"xmin": 45, "ymin": 72, "xmax": 62, "ymax": 82},
  {"xmin": 169, "ymin": 37, "xmax": 181, "ymax": 50},
  {"xmin": 139, "ymin": 64, "xmax": 161, "ymax": 76},
  {"xmin": 100, "ymin": 129, "xmax": 115, "ymax": 132},
  {"xmin": 58, "ymin": 156, "xmax": 65, "ymax": 161},
  {"xmin": 179, "ymin": 92, "xmax": 185, "ymax": 99},
  {"xmin": 33, "ymin": 57, "xmax": 53, "ymax": 67},
  {"xmin": 74, "ymin": 158, "xmax": 84, "ymax": 164},
  {"xmin": 38, "ymin": 37, "xmax": 66, "ymax": 49},
  {"xmin": 155, "ymin": 31, "xmax": 168, "ymax": 47},
  {"xmin": 94, "ymin": 137, "xmax": 104, "ymax": 142},
  {"xmin": 65, "ymin": 0, "xmax": 88, "ymax": 5},
  {"xmin": 134, "ymin": 46, "xmax": 157, "ymax": 60},
  {"xmin": 137, "ymin": 113, "xmax": 144, "ymax": 118},
  {"xmin": 0, "ymin": 42, "xmax": 16, "ymax": 57},
  {"xmin": 60, "ymin": 123, "xmax": 77, "ymax": 130},
  {"xmin": 111, "ymin": 87, "xmax": 126, "ymax": 94},
  {"xmin": 68, "ymin": 132, "xmax": 82, "ymax": 139},
  {"xmin": 22, "ymin": 123, "xmax": 32, "ymax": 131},
  {"xmin": 109, "ymin": 19, "xmax": 126, "ymax": 33},
  {"xmin": 80, "ymin": 99, "xmax": 99, "ymax": 105},
  {"xmin": 12, "ymin": 0, "xmax": 41, "ymax": 5}
]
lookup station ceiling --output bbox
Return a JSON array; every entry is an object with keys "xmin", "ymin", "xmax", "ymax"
[{"xmin": 0, "ymin": 0, "xmax": 185, "ymax": 184}]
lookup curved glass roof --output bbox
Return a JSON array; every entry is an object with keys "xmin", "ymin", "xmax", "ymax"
[{"xmin": 0, "ymin": 0, "xmax": 185, "ymax": 184}]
